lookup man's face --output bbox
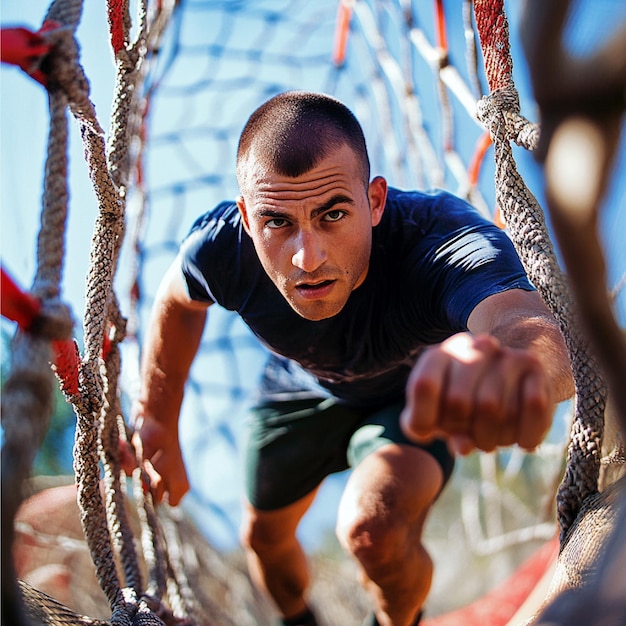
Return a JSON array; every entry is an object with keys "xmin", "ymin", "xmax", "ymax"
[{"xmin": 237, "ymin": 143, "xmax": 387, "ymax": 321}]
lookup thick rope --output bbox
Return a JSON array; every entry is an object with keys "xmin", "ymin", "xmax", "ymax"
[
  {"xmin": 68, "ymin": 0, "xmax": 174, "ymax": 620},
  {"xmin": 473, "ymin": 0, "xmax": 608, "ymax": 544},
  {"xmin": 1, "ymin": 11, "xmax": 75, "ymax": 624},
  {"xmin": 99, "ymin": 1, "xmax": 195, "ymax": 621},
  {"xmin": 0, "ymin": 0, "xmax": 169, "ymax": 623},
  {"xmin": 35, "ymin": 5, "xmax": 135, "ymax": 622},
  {"xmin": 37, "ymin": 0, "xmax": 181, "ymax": 622}
]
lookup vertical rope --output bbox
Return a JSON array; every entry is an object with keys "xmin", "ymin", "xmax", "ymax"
[
  {"xmin": 473, "ymin": 0, "xmax": 608, "ymax": 544},
  {"xmin": 1, "ymin": 15, "xmax": 75, "ymax": 624},
  {"xmin": 37, "ymin": 7, "xmax": 134, "ymax": 619}
]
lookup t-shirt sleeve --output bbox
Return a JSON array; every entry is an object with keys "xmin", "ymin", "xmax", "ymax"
[
  {"xmin": 178, "ymin": 201, "xmax": 244, "ymax": 306},
  {"xmin": 410, "ymin": 192, "xmax": 533, "ymax": 330}
]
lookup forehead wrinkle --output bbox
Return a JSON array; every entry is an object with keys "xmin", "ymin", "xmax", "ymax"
[
  {"xmin": 256, "ymin": 176, "xmax": 352, "ymax": 200},
  {"xmin": 241, "ymin": 143, "xmax": 366, "ymax": 206}
]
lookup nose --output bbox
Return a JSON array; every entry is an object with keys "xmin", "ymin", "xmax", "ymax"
[{"xmin": 291, "ymin": 229, "xmax": 327, "ymax": 273}]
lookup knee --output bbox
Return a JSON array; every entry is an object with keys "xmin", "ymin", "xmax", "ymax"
[{"xmin": 336, "ymin": 508, "xmax": 405, "ymax": 572}]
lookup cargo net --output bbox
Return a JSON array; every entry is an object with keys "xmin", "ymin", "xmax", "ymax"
[{"xmin": 123, "ymin": 0, "xmax": 623, "ymax": 613}]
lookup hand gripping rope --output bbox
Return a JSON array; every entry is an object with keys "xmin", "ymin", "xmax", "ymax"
[{"xmin": 1, "ymin": 0, "xmax": 188, "ymax": 625}]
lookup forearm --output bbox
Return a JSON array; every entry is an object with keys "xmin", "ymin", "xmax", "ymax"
[
  {"xmin": 488, "ymin": 311, "xmax": 574, "ymax": 404},
  {"xmin": 467, "ymin": 289, "xmax": 574, "ymax": 403},
  {"xmin": 137, "ymin": 302, "xmax": 207, "ymax": 429},
  {"xmin": 136, "ymin": 260, "xmax": 209, "ymax": 431}
]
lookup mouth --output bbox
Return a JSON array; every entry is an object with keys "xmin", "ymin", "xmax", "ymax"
[{"xmin": 294, "ymin": 279, "xmax": 336, "ymax": 299}]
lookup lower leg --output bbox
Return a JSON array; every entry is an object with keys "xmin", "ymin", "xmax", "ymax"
[
  {"xmin": 357, "ymin": 543, "xmax": 432, "ymax": 626},
  {"xmin": 241, "ymin": 491, "xmax": 318, "ymax": 620},
  {"xmin": 245, "ymin": 533, "xmax": 311, "ymax": 619},
  {"xmin": 337, "ymin": 444, "xmax": 444, "ymax": 626}
]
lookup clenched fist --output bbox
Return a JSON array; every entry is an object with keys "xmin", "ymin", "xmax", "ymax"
[{"xmin": 400, "ymin": 332, "xmax": 554, "ymax": 455}]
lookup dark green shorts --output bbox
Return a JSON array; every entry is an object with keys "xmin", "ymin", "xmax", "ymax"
[{"xmin": 245, "ymin": 396, "xmax": 455, "ymax": 510}]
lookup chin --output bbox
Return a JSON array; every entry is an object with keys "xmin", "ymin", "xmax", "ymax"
[{"xmin": 289, "ymin": 301, "xmax": 341, "ymax": 321}]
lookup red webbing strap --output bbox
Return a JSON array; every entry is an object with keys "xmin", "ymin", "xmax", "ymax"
[
  {"xmin": 107, "ymin": 0, "xmax": 127, "ymax": 56},
  {"xmin": 333, "ymin": 0, "xmax": 353, "ymax": 67},
  {"xmin": 434, "ymin": 0, "xmax": 448, "ymax": 53},
  {"xmin": 0, "ymin": 21, "xmax": 60, "ymax": 86},
  {"xmin": 473, "ymin": 0, "xmax": 514, "ymax": 92},
  {"xmin": 1, "ymin": 267, "xmax": 80, "ymax": 396},
  {"xmin": 1, "ymin": 266, "xmax": 41, "ymax": 329},
  {"xmin": 467, "ymin": 130, "xmax": 493, "ymax": 188},
  {"xmin": 53, "ymin": 337, "xmax": 81, "ymax": 396}
]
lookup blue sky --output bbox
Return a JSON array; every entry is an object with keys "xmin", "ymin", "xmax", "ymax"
[
  {"xmin": 1, "ymin": 1, "xmax": 116, "ymax": 315},
  {"xmin": 2, "ymin": 1, "xmax": 624, "ymax": 326},
  {"xmin": 2, "ymin": 1, "xmax": 625, "ymax": 552}
]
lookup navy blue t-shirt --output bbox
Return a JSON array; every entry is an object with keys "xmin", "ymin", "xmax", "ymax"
[{"xmin": 180, "ymin": 188, "xmax": 533, "ymax": 406}]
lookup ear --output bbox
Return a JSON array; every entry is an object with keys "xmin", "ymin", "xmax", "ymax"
[
  {"xmin": 368, "ymin": 176, "xmax": 387, "ymax": 227},
  {"xmin": 236, "ymin": 195, "xmax": 252, "ymax": 234}
]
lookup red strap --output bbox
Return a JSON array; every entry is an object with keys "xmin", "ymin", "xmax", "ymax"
[
  {"xmin": 107, "ymin": 0, "xmax": 126, "ymax": 55},
  {"xmin": 1, "ymin": 267, "xmax": 81, "ymax": 395},
  {"xmin": 473, "ymin": 0, "xmax": 513, "ymax": 92},
  {"xmin": 0, "ymin": 20, "xmax": 61, "ymax": 86},
  {"xmin": 467, "ymin": 131, "xmax": 492, "ymax": 188},
  {"xmin": 1, "ymin": 267, "xmax": 41, "ymax": 329},
  {"xmin": 434, "ymin": 0, "xmax": 448, "ymax": 53},
  {"xmin": 53, "ymin": 338, "xmax": 80, "ymax": 396},
  {"xmin": 332, "ymin": 0, "xmax": 353, "ymax": 67}
]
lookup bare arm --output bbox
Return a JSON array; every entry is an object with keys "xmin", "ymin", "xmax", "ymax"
[
  {"xmin": 132, "ymin": 256, "xmax": 210, "ymax": 504},
  {"xmin": 401, "ymin": 288, "xmax": 574, "ymax": 454},
  {"xmin": 467, "ymin": 289, "xmax": 574, "ymax": 403}
]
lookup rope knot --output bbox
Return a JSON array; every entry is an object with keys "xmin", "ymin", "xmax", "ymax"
[
  {"xmin": 116, "ymin": 45, "xmax": 143, "ymax": 74},
  {"xmin": 476, "ymin": 85, "xmax": 540, "ymax": 151},
  {"xmin": 476, "ymin": 84, "xmax": 518, "ymax": 138},
  {"xmin": 40, "ymin": 26, "xmax": 84, "ymax": 91},
  {"xmin": 30, "ymin": 298, "xmax": 74, "ymax": 343},
  {"xmin": 40, "ymin": 25, "xmax": 105, "ymax": 137}
]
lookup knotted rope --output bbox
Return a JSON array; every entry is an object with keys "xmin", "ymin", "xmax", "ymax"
[
  {"xmin": 473, "ymin": 0, "xmax": 608, "ymax": 545},
  {"xmin": 1, "ymin": 1, "xmax": 79, "ymax": 622},
  {"xmin": 2, "ymin": 0, "xmax": 185, "ymax": 623}
]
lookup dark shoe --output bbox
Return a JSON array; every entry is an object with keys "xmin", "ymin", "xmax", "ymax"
[
  {"xmin": 279, "ymin": 606, "xmax": 319, "ymax": 626},
  {"xmin": 363, "ymin": 609, "xmax": 423, "ymax": 625}
]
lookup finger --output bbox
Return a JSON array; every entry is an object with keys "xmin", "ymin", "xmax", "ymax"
[
  {"xmin": 448, "ymin": 434, "xmax": 474, "ymax": 456},
  {"xmin": 149, "ymin": 448, "xmax": 190, "ymax": 506},
  {"xmin": 440, "ymin": 335, "xmax": 500, "ymax": 438},
  {"xmin": 142, "ymin": 458, "xmax": 166, "ymax": 503},
  {"xmin": 401, "ymin": 347, "xmax": 449, "ymax": 441},
  {"xmin": 492, "ymin": 349, "xmax": 540, "ymax": 448},
  {"xmin": 471, "ymin": 378, "xmax": 504, "ymax": 452},
  {"xmin": 517, "ymin": 367, "xmax": 553, "ymax": 450}
]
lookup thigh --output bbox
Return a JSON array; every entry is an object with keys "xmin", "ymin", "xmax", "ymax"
[
  {"xmin": 347, "ymin": 400, "xmax": 455, "ymax": 491},
  {"xmin": 244, "ymin": 397, "xmax": 360, "ymax": 510}
]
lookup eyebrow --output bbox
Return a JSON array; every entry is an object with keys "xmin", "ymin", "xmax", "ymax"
[{"xmin": 254, "ymin": 194, "xmax": 355, "ymax": 219}]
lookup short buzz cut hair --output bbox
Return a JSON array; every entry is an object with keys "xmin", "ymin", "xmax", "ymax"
[{"xmin": 236, "ymin": 91, "xmax": 370, "ymax": 193}]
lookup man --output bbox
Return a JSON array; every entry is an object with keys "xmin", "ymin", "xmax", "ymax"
[{"xmin": 132, "ymin": 91, "xmax": 574, "ymax": 626}]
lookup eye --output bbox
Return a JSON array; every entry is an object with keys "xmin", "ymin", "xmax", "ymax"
[
  {"xmin": 323, "ymin": 209, "xmax": 346, "ymax": 222},
  {"xmin": 266, "ymin": 217, "xmax": 289, "ymax": 229}
]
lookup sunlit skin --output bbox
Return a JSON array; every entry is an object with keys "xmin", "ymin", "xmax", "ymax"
[
  {"xmin": 236, "ymin": 143, "xmax": 388, "ymax": 321},
  {"xmin": 126, "ymin": 93, "xmax": 576, "ymax": 626}
]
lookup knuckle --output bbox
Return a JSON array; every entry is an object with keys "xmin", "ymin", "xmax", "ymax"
[
  {"xmin": 410, "ymin": 374, "xmax": 438, "ymax": 399},
  {"xmin": 444, "ymin": 393, "xmax": 471, "ymax": 419}
]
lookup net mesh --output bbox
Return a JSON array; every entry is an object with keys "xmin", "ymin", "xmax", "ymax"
[
  {"xmin": 121, "ymin": 0, "xmax": 585, "ymax": 611},
  {"xmin": 2, "ymin": 0, "xmax": 625, "ymax": 619}
]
